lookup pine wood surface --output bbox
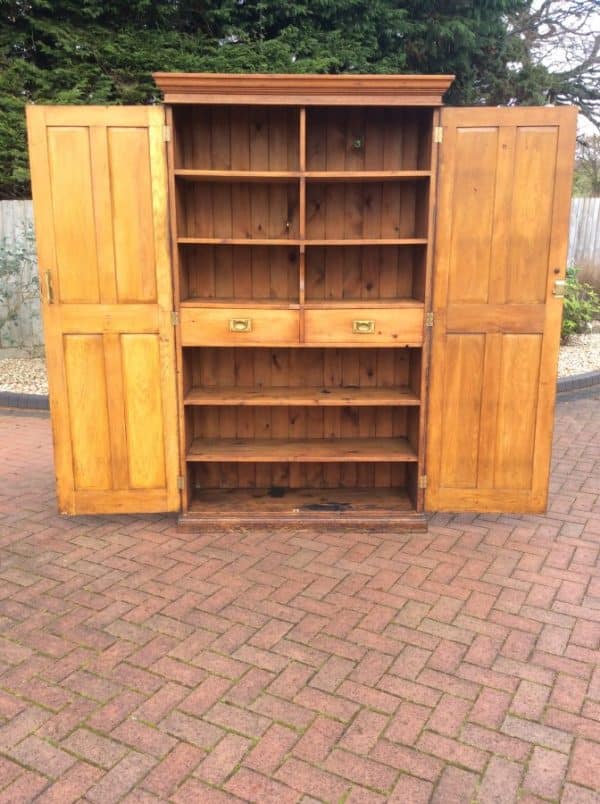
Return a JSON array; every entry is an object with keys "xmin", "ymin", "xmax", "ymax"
[
  {"xmin": 27, "ymin": 105, "xmax": 180, "ymax": 515},
  {"xmin": 426, "ymin": 106, "xmax": 577, "ymax": 513}
]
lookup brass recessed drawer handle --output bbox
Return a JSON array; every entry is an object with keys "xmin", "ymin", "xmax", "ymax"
[
  {"xmin": 229, "ymin": 318, "xmax": 252, "ymax": 332},
  {"xmin": 352, "ymin": 319, "xmax": 375, "ymax": 334}
]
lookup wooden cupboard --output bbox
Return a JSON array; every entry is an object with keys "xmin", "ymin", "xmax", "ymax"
[{"xmin": 26, "ymin": 74, "xmax": 577, "ymax": 529}]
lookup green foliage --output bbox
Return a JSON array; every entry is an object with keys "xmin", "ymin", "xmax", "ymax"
[
  {"xmin": 0, "ymin": 0, "xmax": 575, "ymax": 199},
  {"xmin": 0, "ymin": 221, "xmax": 39, "ymax": 348},
  {"xmin": 562, "ymin": 266, "xmax": 600, "ymax": 342}
]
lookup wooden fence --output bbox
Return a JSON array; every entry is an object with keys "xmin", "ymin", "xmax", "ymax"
[
  {"xmin": 569, "ymin": 197, "xmax": 600, "ymax": 287},
  {"xmin": 1, "ymin": 197, "xmax": 599, "ymax": 353},
  {"xmin": 0, "ymin": 200, "xmax": 41, "ymax": 354}
]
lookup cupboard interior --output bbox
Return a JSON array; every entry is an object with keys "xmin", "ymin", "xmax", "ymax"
[
  {"xmin": 179, "ymin": 245, "xmax": 299, "ymax": 303},
  {"xmin": 306, "ymin": 180, "xmax": 429, "ymax": 241},
  {"xmin": 306, "ymin": 107, "xmax": 433, "ymax": 171},
  {"xmin": 172, "ymin": 105, "xmax": 300, "ymax": 171},
  {"xmin": 305, "ymin": 245, "xmax": 426, "ymax": 302},
  {"xmin": 171, "ymin": 97, "xmax": 434, "ymax": 525},
  {"xmin": 181, "ymin": 347, "xmax": 423, "ymax": 401}
]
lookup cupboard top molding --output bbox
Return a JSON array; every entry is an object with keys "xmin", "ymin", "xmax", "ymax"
[{"xmin": 152, "ymin": 72, "xmax": 455, "ymax": 106}]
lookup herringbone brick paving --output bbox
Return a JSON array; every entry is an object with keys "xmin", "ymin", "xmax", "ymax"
[{"xmin": 0, "ymin": 390, "xmax": 598, "ymax": 803}]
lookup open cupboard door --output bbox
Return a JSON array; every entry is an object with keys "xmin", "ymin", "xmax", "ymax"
[
  {"xmin": 426, "ymin": 106, "xmax": 577, "ymax": 513},
  {"xmin": 27, "ymin": 106, "xmax": 180, "ymax": 514}
]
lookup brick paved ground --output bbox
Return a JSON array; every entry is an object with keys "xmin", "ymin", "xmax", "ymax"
[{"xmin": 0, "ymin": 390, "xmax": 599, "ymax": 803}]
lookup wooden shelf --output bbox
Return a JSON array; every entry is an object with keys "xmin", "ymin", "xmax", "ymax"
[
  {"xmin": 184, "ymin": 387, "xmax": 420, "ymax": 407},
  {"xmin": 175, "ymin": 170, "xmax": 430, "ymax": 183},
  {"xmin": 305, "ymin": 239, "xmax": 428, "ymax": 246},
  {"xmin": 178, "ymin": 237, "xmax": 302, "ymax": 246},
  {"xmin": 180, "ymin": 486, "xmax": 426, "ymax": 528},
  {"xmin": 178, "ymin": 238, "xmax": 426, "ymax": 247},
  {"xmin": 305, "ymin": 171, "xmax": 431, "ymax": 182},
  {"xmin": 304, "ymin": 299, "xmax": 423, "ymax": 309},
  {"xmin": 175, "ymin": 169, "xmax": 300, "ymax": 182},
  {"xmin": 187, "ymin": 437, "xmax": 418, "ymax": 463},
  {"xmin": 180, "ymin": 298, "xmax": 299, "ymax": 309}
]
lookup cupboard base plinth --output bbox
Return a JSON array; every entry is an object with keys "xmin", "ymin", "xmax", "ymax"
[{"xmin": 178, "ymin": 487, "xmax": 426, "ymax": 531}]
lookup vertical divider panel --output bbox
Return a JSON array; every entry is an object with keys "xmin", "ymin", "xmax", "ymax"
[
  {"xmin": 299, "ymin": 108, "xmax": 307, "ymax": 340},
  {"xmin": 166, "ymin": 105, "xmax": 189, "ymax": 511},
  {"xmin": 415, "ymin": 108, "xmax": 439, "ymax": 510}
]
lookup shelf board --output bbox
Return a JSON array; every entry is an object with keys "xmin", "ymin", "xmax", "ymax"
[
  {"xmin": 187, "ymin": 437, "xmax": 418, "ymax": 463},
  {"xmin": 175, "ymin": 169, "xmax": 300, "ymax": 182},
  {"xmin": 305, "ymin": 238, "xmax": 428, "ymax": 246},
  {"xmin": 305, "ymin": 170, "xmax": 431, "ymax": 182},
  {"xmin": 180, "ymin": 298, "xmax": 299, "ymax": 309},
  {"xmin": 180, "ymin": 486, "xmax": 426, "ymax": 528},
  {"xmin": 184, "ymin": 386, "xmax": 420, "ymax": 407},
  {"xmin": 304, "ymin": 299, "xmax": 423, "ymax": 309},
  {"xmin": 178, "ymin": 237, "xmax": 302, "ymax": 246},
  {"xmin": 178, "ymin": 238, "xmax": 427, "ymax": 247}
]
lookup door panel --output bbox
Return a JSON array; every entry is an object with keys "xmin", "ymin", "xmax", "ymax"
[
  {"xmin": 426, "ymin": 107, "xmax": 576, "ymax": 513},
  {"xmin": 27, "ymin": 106, "xmax": 179, "ymax": 514}
]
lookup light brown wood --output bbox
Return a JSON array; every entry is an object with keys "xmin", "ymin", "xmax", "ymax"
[
  {"xmin": 187, "ymin": 437, "xmax": 418, "ymax": 462},
  {"xmin": 426, "ymin": 106, "xmax": 577, "ymax": 513},
  {"xmin": 154, "ymin": 73, "xmax": 455, "ymax": 106},
  {"xmin": 184, "ymin": 386, "xmax": 420, "ymax": 406},
  {"xmin": 27, "ymin": 105, "xmax": 180, "ymax": 515},
  {"xmin": 305, "ymin": 307, "xmax": 424, "ymax": 345},
  {"xmin": 179, "ymin": 487, "xmax": 425, "ymax": 529},
  {"xmin": 180, "ymin": 307, "xmax": 300, "ymax": 346}
]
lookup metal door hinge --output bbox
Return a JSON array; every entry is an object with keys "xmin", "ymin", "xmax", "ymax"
[
  {"xmin": 44, "ymin": 270, "xmax": 54, "ymax": 304},
  {"xmin": 177, "ymin": 475, "xmax": 185, "ymax": 491},
  {"xmin": 433, "ymin": 126, "xmax": 443, "ymax": 144},
  {"xmin": 553, "ymin": 279, "xmax": 567, "ymax": 298},
  {"xmin": 171, "ymin": 311, "xmax": 179, "ymax": 326},
  {"xmin": 425, "ymin": 311, "xmax": 434, "ymax": 327},
  {"xmin": 163, "ymin": 125, "xmax": 171, "ymax": 142},
  {"xmin": 418, "ymin": 475, "xmax": 428, "ymax": 489}
]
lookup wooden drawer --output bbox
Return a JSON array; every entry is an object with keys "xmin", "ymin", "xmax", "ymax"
[
  {"xmin": 304, "ymin": 307, "xmax": 424, "ymax": 345},
  {"xmin": 180, "ymin": 307, "xmax": 299, "ymax": 346}
]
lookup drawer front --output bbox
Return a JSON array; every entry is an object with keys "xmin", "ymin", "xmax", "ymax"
[
  {"xmin": 305, "ymin": 308, "xmax": 424, "ymax": 345},
  {"xmin": 181, "ymin": 308, "xmax": 299, "ymax": 346}
]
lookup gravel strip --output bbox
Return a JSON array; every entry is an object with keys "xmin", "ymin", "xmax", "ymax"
[
  {"xmin": 0, "ymin": 358, "xmax": 48, "ymax": 394},
  {"xmin": 1, "ymin": 334, "xmax": 599, "ymax": 396},
  {"xmin": 558, "ymin": 333, "xmax": 600, "ymax": 377}
]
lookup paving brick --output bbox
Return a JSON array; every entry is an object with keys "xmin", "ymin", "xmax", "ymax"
[
  {"xmin": 293, "ymin": 715, "xmax": 345, "ymax": 763},
  {"xmin": 111, "ymin": 719, "xmax": 177, "ymax": 758},
  {"xmin": 502, "ymin": 714, "xmax": 573, "ymax": 753},
  {"xmin": 243, "ymin": 723, "xmax": 297, "ymax": 774},
  {"xmin": 86, "ymin": 751, "xmax": 156, "ymax": 804},
  {"xmin": 225, "ymin": 768, "xmax": 298, "ymax": 804},
  {"xmin": 1, "ymin": 396, "xmax": 599, "ymax": 802},
  {"xmin": 35, "ymin": 761, "xmax": 103, "ymax": 804},
  {"xmin": 510, "ymin": 679, "xmax": 551, "ymax": 720},
  {"xmin": 388, "ymin": 774, "xmax": 433, "ymax": 803},
  {"xmin": 339, "ymin": 709, "xmax": 388, "ymax": 753},
  {"xmin": 195, "ymin": 733, "xmax": 252, "ymax": 785},
  {"xmin": 159, "ymin": 710, "xmax": 223, "ymax": 749},
  {"xmin": 385, "ymin": 701, "xmax": 430, "ymax": 745},
  {"xmin": 0, "ymin": 769, "xmax": 49, "ymax": 803},
  {"xmin": 8, "ymin": 734, "xmax": 76, "ymax": 777},
  {"xmin": 275, "ymin": 757, "xmax": 350, "ymax": 801},
  {"xmin": 430, "ymin": 766, "xmax": 478, "ymax": 804},
  {"xmin": 61, "ymin": 728, "xmax": 128, "ymax": 769},
  {"xmin": 477, "ymin": 756, "xmax": 522, "ymax": 804},
  {"xmin": 568, "ymin": 737, "xmax": 600, "ymax": 790},
  {"xmin": 417, "ymin": 731, "xmax": 488, "ymax": 772},
  {"xmin": 142, "ymin": 742, "xmax": 204, "ymax": 797},
  {"xmin": 426, "ymin": 694, "xmax": 471, "ymax": 737},
  {"xmin": 524, "ymin": 746, "xmax": 568, "ymax": 799}
]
